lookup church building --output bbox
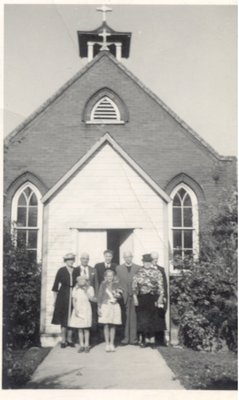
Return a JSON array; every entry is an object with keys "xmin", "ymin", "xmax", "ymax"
[{"xmin": 4, "ymin": 7, "xmax": 236, "ymax": 345}]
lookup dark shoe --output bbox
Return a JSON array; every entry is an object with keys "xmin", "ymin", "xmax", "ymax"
[
  {"xmin": 85, "ymin": 346, "xmax": 90, "ymax": 353},
  {"xmin": 130, "ymin": 340, "xmax": 139, "ymax": 345},
  {"xmin": 67, "ymin": 341, "xmax": 75, "ymax": 348},
  {"xmin": 121, "ymin": 339, "xmax": 129, "ymax": 345},
  {"xmin": 150, "ymin": 343, "xmax": 158, "ymax": 349},
  {"xmin": 60, "ymin": 342, "xmax": 67, "ymax": 348},
  {"xmin": 158, "ymin": 342, "xmax": 167, "ymax": 347},
  {"xmin": 78, "ymin": 346, "xmax": 85, "ymax": 353},
  {"xmin": 139, "ymin": 342, "xmax": 147, "ymax": 348}
]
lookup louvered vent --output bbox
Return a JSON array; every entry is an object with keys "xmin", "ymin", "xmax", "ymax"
[{"xmin": 91, "ymin": 96, "xmax": 120, "ymax": 122}]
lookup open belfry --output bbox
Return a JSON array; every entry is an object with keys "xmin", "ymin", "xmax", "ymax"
[{"xmin": 4, "ymin": 6, "xmax": 236, "ymax": 345}]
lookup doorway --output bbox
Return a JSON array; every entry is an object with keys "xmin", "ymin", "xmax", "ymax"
[
  {"xmin": 77, "ymin": 229, "xmax": 133, "ymax": 266},
  {"xmin": 107, "ymin": 229, "xmax": 133, "ymax": 264}
]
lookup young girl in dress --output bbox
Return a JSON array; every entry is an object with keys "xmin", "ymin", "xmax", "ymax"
[
  {"xmin": 69, "ymin": 276, "xmax": 95, "ymax": 353},
  {"xmin": 98, "ymin": 269, "xmax": 123, "ymax": 352}
]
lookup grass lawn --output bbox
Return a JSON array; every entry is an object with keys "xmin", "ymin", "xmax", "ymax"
[
  {"xmin": 158, "ymin": 346, "xmax": 238, "ymax": 390},
  {"xmin": 3, "ymin": 346, "xmax": 52, "ymax": 389}
]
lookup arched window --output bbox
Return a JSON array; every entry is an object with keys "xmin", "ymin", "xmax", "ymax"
[
  {"xmin": 90, "ymin": 96, "xmax": 121, "ymax": 123},
  {"xmin": 169, "ymin": 184, "xmax": 199, "ymax": 268},
  {"xmin": 83, "ymin": 88, "xmax": 128, "ymax": 124},
  {"xmin": 11, "ymin": 182, "xmax": 42, "ymax": 262}
]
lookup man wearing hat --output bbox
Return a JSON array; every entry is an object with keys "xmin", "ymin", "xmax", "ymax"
[{"xmin": 52, "ymin": 253, "xmax": 80, "ymax": 348}]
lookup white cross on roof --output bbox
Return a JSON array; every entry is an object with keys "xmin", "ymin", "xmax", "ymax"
[
  {"xmin": 99, "ymin": 27, "xmax": 111, "ymax": 51},
  {"xmin": 96, "ymin": 5, "xmax": 112, "ymax": 23}
]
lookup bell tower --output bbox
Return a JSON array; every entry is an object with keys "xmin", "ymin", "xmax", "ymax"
[{"xmin": 77, "ymin": 5, "xmax": 132, "ymax": 62}]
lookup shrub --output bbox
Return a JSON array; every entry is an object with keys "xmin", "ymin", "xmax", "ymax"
[
  {"xmin": 170, "ymin": 189, "xmax": 237, "ymax": 352},
  {"xmin": 200, "ymin": 188, "xmax": 237, "ymax": 276},
  {"xmin": 3, "ymin": 223, "xmax": 42, "ymax": 349},
  {"xmin": 170, "ymin": 263, "xmax": 237, "ymax": 351}
]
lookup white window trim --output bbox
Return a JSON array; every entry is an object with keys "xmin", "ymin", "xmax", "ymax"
[
  {"xmin": 87, "ymin": 96, "xmax": 124, "ymax": 124},
  {"xmin": 168, "ymin": 183, "xmax": 199, "ymax": 274},
  {"xmin": 11, "ymin": 182, "xmax": 43, "ymax": 263},
  {"xmin": 85, "ymin": 120, "xmax": 125, "ymax": 125}
]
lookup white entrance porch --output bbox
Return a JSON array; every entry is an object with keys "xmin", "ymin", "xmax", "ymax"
[{"xmin": 40, "ymin": 134, "xmax": 171, "ymax": 345}]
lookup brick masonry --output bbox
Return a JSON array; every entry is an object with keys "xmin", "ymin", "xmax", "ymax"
[
  {"xmin": 4, "ymin": 53, "xmax": 236, "ymax": 224},
  {"xmin": 4, "ymin": 51, "xmax": 237, "ymax": 341}
]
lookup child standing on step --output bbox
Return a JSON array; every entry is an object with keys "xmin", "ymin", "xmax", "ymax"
[
  {"xmin": 69, "ymin": 276, "xmax": 96, "ymax": 353},
  {"xmin": 98, "ymin": 269, "xmax": 123, "ymax": 352}
]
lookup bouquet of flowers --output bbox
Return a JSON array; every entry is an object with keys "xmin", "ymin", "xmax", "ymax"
[
  {"xmin": 112, "ymin": 288, "xmax": 123, "ymax": 299},
  {"xmin": 106, "ymin": 287, "xmax": 123, "ymax": 303}
]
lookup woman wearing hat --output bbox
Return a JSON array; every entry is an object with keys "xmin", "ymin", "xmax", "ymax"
[
  {"xmin": 52, "ymin": 253, "xmax": 80, "ymax": 348},
  {"xmin": 132, "ymin": 254, "xmax": 164, "ymax": 348}
]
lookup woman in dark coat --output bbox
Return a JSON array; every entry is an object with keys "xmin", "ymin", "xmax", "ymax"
[
  {"xmin": 132, "ymin": 254, "xmax": 164, "ymax": 348},
  {"xmin": 52, "ymin": 253, "xmax": 80, "ymax": 348}
]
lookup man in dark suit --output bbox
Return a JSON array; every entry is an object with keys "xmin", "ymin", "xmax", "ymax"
[
  {"xmin": 151, "ymin": 251, "xmax": 168, "ymax": 346},
  {"xmin": 116, "ymin": 251, "xmax": 140, "ymax": 345},
  {"xmin": 75, "ymin": 252, "xmax": 96, "ymax": 288},
  {"xmin": 94, "ymin": 249, "xmax": 117, "ymax": 294}
]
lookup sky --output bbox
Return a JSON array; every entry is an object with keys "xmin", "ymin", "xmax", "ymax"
[{"xmin": 4, "ymin": 4, "xmax": 237, "ymax": 156}]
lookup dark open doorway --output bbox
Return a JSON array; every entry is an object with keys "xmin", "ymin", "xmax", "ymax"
[{"xmin": 107, "ymin": 229, "xmax": 133, "ymax": 264}]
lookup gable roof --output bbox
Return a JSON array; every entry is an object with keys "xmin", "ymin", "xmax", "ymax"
[
  {"xmin": 42, "ymin": 133, "xmax": 171, "ymax": 204},
  {"xmin": 5, "ymin": 51, "xmax": 234, "ymax": 162}
]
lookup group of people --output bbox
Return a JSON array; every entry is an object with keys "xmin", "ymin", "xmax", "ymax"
[{"xmin": 52, "ymin": 250, "xmax": 168, "ymax": 353}]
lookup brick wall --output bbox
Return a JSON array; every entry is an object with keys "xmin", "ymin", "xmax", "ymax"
[{"xmin": 4, "ymin": 53, "xmax": 237, "ymax": 227}]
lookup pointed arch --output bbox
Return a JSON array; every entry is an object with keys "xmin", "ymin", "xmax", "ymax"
[
  {"xmin": 6, "ymin": 171, "xmax": 47, "ymax": 200},
  {"xmin": 83, "ymin": 87, "xmax": 129, "ymax": 124},
  {"xmin": 169, "ymin": 183, "xmax": 199, "ymax": 271},
  {"xmin": 165, "ymin": 173, "xmax": 205, "ymax": 202},
  {"xmin": 91, "ymin": 96, "xmax": 121, "ymax": 121},
  {"xmin": 11, "ymin": 181, "xmax": 43, "ymax": 263}
]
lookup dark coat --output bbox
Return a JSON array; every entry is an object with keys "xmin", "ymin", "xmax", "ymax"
[
  {"xmin": 74, "ymin": 265, "xmax": 96, "ymax": 289},
  {"xmin": 116, "ymin": 263, "xmax": 141, "ymax": 342},
  {"xmin": 51, "ymin": 266, "xmax": 80, "ymax": 326},
  {"xmin": 94, "ymin": 262, "xmax": 117, "ymax": 294},
  {"xmin": 155, "ymin": 265, "xmax": 168, "ymax": 332}
]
